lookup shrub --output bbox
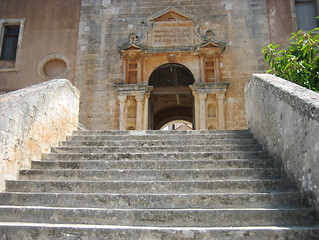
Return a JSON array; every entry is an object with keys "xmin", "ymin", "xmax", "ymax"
[{"xmin": 262, "ymin": 23, "xmax": 319, "ymax": 92}]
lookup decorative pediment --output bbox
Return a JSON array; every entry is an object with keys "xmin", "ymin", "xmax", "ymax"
[
  {"xmin": 199, "ymin": 41, "xmax": 226, "ymax": 52},
  {"xmin": 119, "ymin": 33, "xmax": 144, "ymax": 52},
  {"xmin": 197, "ymin": 30, "xmax": 226, "ymax": 52},
  {"xmin": 119, "ymin": 7, "xmax": 226, "ymax": 53},
  {"xmin": 201, "ymin": 42, "xmax": 220, "ymax": 49},
  {"xmin": 145, "ymin": 6, "xmax": 195, "ymax": 22},
  {"xmin": 124, "ymin": 44, "xmax": 141, "ymax": 51}
]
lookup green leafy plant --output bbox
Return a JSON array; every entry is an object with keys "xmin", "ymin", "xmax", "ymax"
[{"xmin": 262, "ymin": 22, "xmax": 319, "ymax": 92}]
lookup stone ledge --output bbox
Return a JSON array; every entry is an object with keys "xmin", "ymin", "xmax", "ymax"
[
  {"xmin": 245, "ymin": 74, "xmax": 319, "ymax": 214},
  {"xmin": 247, "ymin": 74, "xmax": 319, "ymax": 122},
  {"xmin": 0, "ymin": 79, "xmax": 80, "ymax": 191}
]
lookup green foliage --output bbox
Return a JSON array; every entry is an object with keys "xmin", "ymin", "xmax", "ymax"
[{"xmin": 262, "ymin": 23, "xmax": 319, "ymax": 92}]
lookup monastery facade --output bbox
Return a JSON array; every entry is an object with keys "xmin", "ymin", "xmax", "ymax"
[{"xmin": 0, "ymin": 0, "xmax": 318, "ymax": 130}]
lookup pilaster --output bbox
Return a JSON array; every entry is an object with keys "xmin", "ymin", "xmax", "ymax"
[
  {"xmin": 192, "ymin": 91, "xmax": 200, "ymax": 130},
  {"xmin": 135, "ymin": 94, "xmax": 144, "ymax": 130},
  {"xmin": 118, "ymin": 95, "xmax": 127, "ymax": 130},
  {"xmin": 143, "ymin": 90, "xmax": 152, "ymax": 130},
  {"xmin": 116, "ymin": 84, "xmax": 153, "ymax": 130},
  {"xmin": 198, "ymin": 93, "xmax": 207, "ymax": 130},
  {"xmin": 190, "ymin": 82, "xmax": 229, "ymax": 130},
  {"xmin": 216, "ymin": 93, "xmax": 226, "ymax": 129}
]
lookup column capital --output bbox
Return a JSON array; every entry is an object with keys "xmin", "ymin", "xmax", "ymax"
[
  {"xmin": 192, "ymin": 91, "xmax": 198, "ymax": 98},
  {"xmin": 135, "ymin": 94, "xmax": 144, "ymax": 102},
  {"xmin": 118, "ymin": 95, "xmax": 127, "ymax": 102},
  {"xmin": 199, "ymin": 52, "xmax": 206, "ymax": 58},
  {"xmin": 198, "ymin": 92, "xmax": 207, "ymax": 101},
  {"xmin": 145, "ymin": 92, "xmax": 151, "ymax": 98},
  {"xmin": 216, "ymin": 93, "xmax": 226, "ymax": 101},
  {"xmin": 136, "ymin": 53, "xmax": 143, "ymax": 61}
]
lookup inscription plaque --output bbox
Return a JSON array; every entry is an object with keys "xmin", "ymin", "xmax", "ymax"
[{"xmin": 149, "ymin": 22, "xmax": 194, "ymax": 48}]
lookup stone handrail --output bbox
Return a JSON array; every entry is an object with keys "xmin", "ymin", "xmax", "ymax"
[
  {"xmin": 0, "ymin": 79, "xmax": 80, "ymax": 191},
  {"xmin": 246, "ymin": 74, "xmax": 319, "ymax": 212}
]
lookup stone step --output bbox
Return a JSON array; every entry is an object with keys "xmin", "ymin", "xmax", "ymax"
[
  {"xmin": 0, "ymin": 206, "xmax": 314, "ymax": 227},
  {"xmin": 1, "ymin": 223, "xmax": 319, "ymax": 240},
  {"xmin": 66, "ymin": 132, "xmax": 254, "ymax": 142},
  {"xmin": 52, "ymin": 144, "xmax": 263, "ymax": 154},
  {"xmin": 71, "ymin": 129, "xmax": 251, "ymax": 136},
  {"xmin": 60, "ymin": 138, "xmax": 258, "ymax": 147},
  {"xmin": 0, "ymin": 192, "xmax": 303, "ymax": 209},
  {"xmin": 42, "ymin": 151, "xmax": 268, "ymax": 161},
  {"xmin": 18, "ymin": 168, "xmax": 283, "ymax": 181},
  {"xmin": 2, "ymin": 129, "xmax": 317, "ymax": 238},
  {"xmin": 5, "ymin": 179, "xmax": 295, "ymax": 194},
  {"xmin": 31, "ymin": 158, "xmax": 275, "ymax": 170}
]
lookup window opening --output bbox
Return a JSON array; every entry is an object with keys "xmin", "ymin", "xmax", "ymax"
[
  {"xmin": 205, "ymin": 57, "xmax": 215, "ymax": 82},
  {"xmin": 1, "ymin": 25, "xmax": 20, "ymax": 60},
  {"xmin": 295, "ymin": 0, "xmax": 318, "ymax": 30}
]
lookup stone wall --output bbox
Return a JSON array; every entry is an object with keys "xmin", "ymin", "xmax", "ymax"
[
  {"xmin": 75, "ymin": 0, "xmax": 279, "ymax": 130},
  {"xmin": 0, "ymin": 79, "xmax": 80, "ymax": 191},
  {"xmin": 246, "ymin": 74, "xmax": 319, "ymax": 211}
]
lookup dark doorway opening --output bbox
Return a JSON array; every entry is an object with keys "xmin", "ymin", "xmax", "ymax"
[
  {"xmin": 148, "ymin": 63, "xmax": 195, "ymax": 130},
  {"xmin": 149, "ymin": 63, "xmax": 195, "ymax": 87}
]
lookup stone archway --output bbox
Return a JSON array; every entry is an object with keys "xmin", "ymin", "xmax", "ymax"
[
  {"xmin": 148, "ymin": 63, "xmax": 195, "ymax": 87},
  {"xmin": 148, "ymin": 63, "xmax": 195, "ymax": 130}
]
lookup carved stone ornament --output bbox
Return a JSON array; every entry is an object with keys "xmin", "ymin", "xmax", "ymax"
[{"xmin": 119, "ymin": 6, "xmax": 226, "ymax": 53}]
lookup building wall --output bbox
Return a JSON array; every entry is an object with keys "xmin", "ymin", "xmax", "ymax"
[
  {"xmin": 75, "ymin": 0, "xmax": 296, "ymax": 130},
  {"xmin": 0, "ymin": 0, "xmax": 82, "ymax": 92},
  {"xmin": 266, "ymin": 0, "xmax": 296, "ymax": 46},
  {"xmin": 0, "ymin": 0, "xmax": 299, "ymax": 130}
]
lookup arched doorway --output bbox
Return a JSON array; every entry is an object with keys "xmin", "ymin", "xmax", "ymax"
[
  {"xmin": 148, "ymin": 63, "xmax": 195, "ymax": 130},
  {"xmin": 148, "ymin": 63, "xmax": 195, "ymax": 87}
]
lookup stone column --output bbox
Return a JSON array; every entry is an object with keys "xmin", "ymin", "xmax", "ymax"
[
  {"xmin": 118, "ymin": 95, "xmax": 127, "ymax": 130},
  {"xmin": 217, "ymin": 93, "xmax": 226, "ymax": 129},
  {"xmin": 192, "ymin": 91, "xmax": 200, "ymax": 130},
  {"xmin": 135, "ymin": 94, "xmax": 144, "ymax": 130},
  {"xmin": 143, "ymin": 92, "xmax": 151, "ymax": 130},
  {"xmin": 198, "ymin": 93, "xmax": 207, "ymax": 130}
]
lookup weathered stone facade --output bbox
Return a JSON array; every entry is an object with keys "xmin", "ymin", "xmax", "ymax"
[
  {"xmin": 76, "ymin": 0, "xmax": 273, "ymax": 130},
  {"xmin": 1, "ymin": 0, "xmax": 313, "ymax": 130}
]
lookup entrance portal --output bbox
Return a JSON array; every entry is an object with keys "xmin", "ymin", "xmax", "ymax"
[
  {"xmin": 117, "ymin": 7, "xmax": 230, "ymax": 131},
  {"xmin": 148, "ymin": 63, "xmax": 195, "ymax": 130}
]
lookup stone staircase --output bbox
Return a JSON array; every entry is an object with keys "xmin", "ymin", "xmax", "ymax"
[{"xmin": 0, "ymin": 130, "xmax": 318, "ymax": 239}]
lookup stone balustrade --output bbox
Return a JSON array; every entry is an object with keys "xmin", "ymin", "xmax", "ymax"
[
  {"xmin": 246, "ymin": 74, "xmax": 319, "ymax": 212},
  {"xmin": 0, "ymin": 79, "xmax": 79, "ymax": 191}
]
